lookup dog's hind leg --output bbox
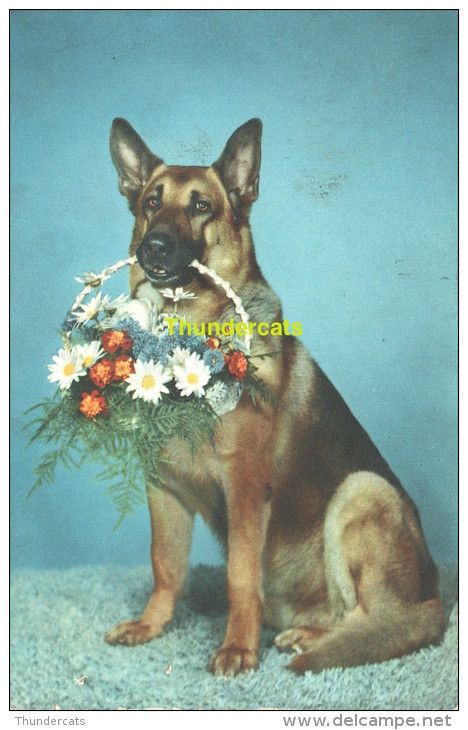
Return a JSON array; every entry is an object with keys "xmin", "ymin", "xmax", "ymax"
[
  {"xmin": 105, "ymin": 485, "xmax": 193, "ymax": 646},
  {"xmin": 287, "ymin": 472, "xmax": 445, "ymax": 673},
  {"xmin": 288, "ymin": 598, "xmax": 444, "ymax": 673}
]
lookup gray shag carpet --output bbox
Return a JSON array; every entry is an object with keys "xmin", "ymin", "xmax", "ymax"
[{"xmin": 11, "ymin": 564, "xmax": 458, "ymax": 711}]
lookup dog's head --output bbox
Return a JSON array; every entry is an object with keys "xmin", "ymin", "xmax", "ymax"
[{"xmin": 110, "ymin": 118, "xmax": 262, "ymax": 291}]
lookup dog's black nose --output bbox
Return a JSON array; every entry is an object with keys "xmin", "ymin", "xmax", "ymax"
[
  {"xmin": 142, "ymin": 233, "xmax": 176, "ymax": 258},
  {"xmin": 137, "ymin": 232, "xmax": 177, "ymax": 270}
]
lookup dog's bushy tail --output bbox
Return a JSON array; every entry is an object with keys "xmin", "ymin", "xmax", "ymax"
[{"xmin": 289, "ymin": 598, "xmax": 445, "ymax": 674}]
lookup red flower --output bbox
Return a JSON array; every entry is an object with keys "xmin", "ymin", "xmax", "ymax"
[
  {"xmin": 225, "ymin": 350, "xmax": 248, "ymax": 380},
  {"xmin": 79, "ymin": 390, "xmax": 108, "ymax": 418},
  {"xmin": 102, "ymin": 329, "xmax": 133, "ymax": 354},
  {"xmin": 206, "ymin": 336, "xmax": 221, "ymax": 350},
  {"xmin": 113, "ymin": 354, "xmax": 135, "ymax": 382},
  {"xmin": 89, "ymin": 358, "xmax": 115, "ymax": 387}
]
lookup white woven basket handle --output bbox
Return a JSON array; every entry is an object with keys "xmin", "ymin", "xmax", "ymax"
[
  {"xmin": 189, "ymin": 259, "xmax": 251, "ymax": 352},
  {"xmin": 71, "ymin": 256, "xmax": 252, "ymax": 352},
  {"xmin": 71, "ymin": 255, "xmax": 137, "ymax": 314}
]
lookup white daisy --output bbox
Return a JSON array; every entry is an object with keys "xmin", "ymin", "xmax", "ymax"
[
  {"xmin": 166, "ymin": 346, "xmax": 192, "ymax": 371},
  {"xmin": 47, "ymin": 347, "xmax": 86, "ymax": 390},
  {"xmin": 159, "ymin": 286, "xmax": 197, "ymax": 302},
  {"xmin": 173, "ymin": 352, "xmax": 211, "ymax": 397},
  {"xmin": 76, "ymin": 341, "xmax": 104, "ymax": 369},
  {"xmin": 74, "ymin": 270, "xmax": 108, "ymax": 286},
  {"xmin": 72, "ymin": 292, "xmax": 111, "ymax": 324},
  {"xmin": 125, "ymin": 359, "xmax": 172, "ymax": 404}
]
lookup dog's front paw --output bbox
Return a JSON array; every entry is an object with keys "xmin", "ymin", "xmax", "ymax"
[
  {"xmin": 209, "ymin": 645, "xmax": 258, "ymax": 677},
  {"xmin": 105, "ymin": 620, "xmax": 160, "ymax": 646}
]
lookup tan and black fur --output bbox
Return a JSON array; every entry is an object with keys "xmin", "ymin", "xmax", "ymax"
[{"xmin": 104, "ymin": 118, "xmax": 445, "ymax": 675}]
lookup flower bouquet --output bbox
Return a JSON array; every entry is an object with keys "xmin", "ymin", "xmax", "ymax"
[{"xmin": 26, "ymin": 257, "xmax": 272, "ymax": 526}]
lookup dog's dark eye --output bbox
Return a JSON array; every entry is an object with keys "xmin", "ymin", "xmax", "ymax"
[
  {"xmin": 146, "ymin": 196, "xmax": 161, "ymax": 210},
  {"xmin": 194, "ymin": 200, "xmax": 212, "ymax": 214}
]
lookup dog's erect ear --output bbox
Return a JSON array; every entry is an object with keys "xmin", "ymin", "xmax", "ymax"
[
  {"xmin": 110, "ymin": 118, "xmax": 163, "ymax": 208},
  {"xmin": 213, "ymin": 118, "xmax": 262, "ymax": 216}
]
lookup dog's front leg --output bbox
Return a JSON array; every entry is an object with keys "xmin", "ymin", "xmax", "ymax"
[
  {"xmin": 105, "ymin": 485, "xmax": 193, "ymax": 646},
  {"xmin": 209, "ymin": 461, "xmax": 271, "ymax": 677}
]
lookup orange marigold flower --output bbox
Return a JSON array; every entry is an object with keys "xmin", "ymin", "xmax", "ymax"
[
  {"xmin": 102, "ymin": 329, "xmax": 133, "ymax": 354},
  {"xmin": 113, "ymin": 354, "xmax": 135, "ymax": 382},
  {"xmin": 206, "ymin": 336, "xmax": 221, "ymax": 350},
  {"xmin": 89, "ymin": 358, "xmax": 115, "ymax": 387},
  {"xmin": 225, "ymin": 350, "xmax": 248, "ymax": 380},
  {"xmin": 79, "ymin": 390, "xmax": 108, "ymax": 419}
]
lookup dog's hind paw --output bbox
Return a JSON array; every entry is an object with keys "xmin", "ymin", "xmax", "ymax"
[
  {"xmin": 105, "ymin": 620, "xmax": 160, "ymax": 646},
  {"xmin": 274, "ymin": 626, "xmax": 328, "ymax": 653},
  {"xmin": 287, "ymin": 649, "xmax": 332, "ymax": 675},
  {"xmin": 209, "ymin": 645, "xmax": 258, "ymax": 677},
  {"xmin": 288, "ymin": 651, "xmax": 317, "ymax": 674}
]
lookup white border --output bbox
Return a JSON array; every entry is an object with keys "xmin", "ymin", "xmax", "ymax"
[{"xmin": 3, "ymin": 2, "xmax": 460, "ymax": 725}]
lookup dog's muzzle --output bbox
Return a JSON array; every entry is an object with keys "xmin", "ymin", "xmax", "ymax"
[{"xmin": 136, "ymin": 232, "xmax": 198, "ymax": 287}]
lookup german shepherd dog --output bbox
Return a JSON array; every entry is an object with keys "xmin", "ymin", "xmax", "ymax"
[{"xmin": 105, "ymin": 118, "xmax": 445, "ymax": 675}]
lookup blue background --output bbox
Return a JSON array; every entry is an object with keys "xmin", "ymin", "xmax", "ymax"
[{"xmin": 11, "ymin": 10, "xmax": 457, "ymax": 570}]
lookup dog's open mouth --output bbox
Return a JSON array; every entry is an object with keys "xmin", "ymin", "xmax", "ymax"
[
  {"xmin": 146, "ymin": 265, "xmax": 168, "ymax": 280},
  {"xmin": 143, "ymin": 265, "xmax": 194, "ymax": 287}
]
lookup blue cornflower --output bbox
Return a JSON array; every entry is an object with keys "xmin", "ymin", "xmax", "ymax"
[
  {"xmin": 177, "ymin": 333, "xmax": 207, "ymax": 354},
  {"xmin": 203, "ymin": 348, "xmax": 225, "ymax": 374},
  {"xmin": 132, "ymin": 332, "xmax": 164, "ymax": 362},
  {"xmin": 153, "ymin": 334, "xmax": 178, "ymax": 362},
  {"xmin": 113, "ymin": 318, "xmax": 167, "ymax": 362},
  {"xmin": 114, "ymin": 317, "xmax": 145, "ymax": 341}
]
